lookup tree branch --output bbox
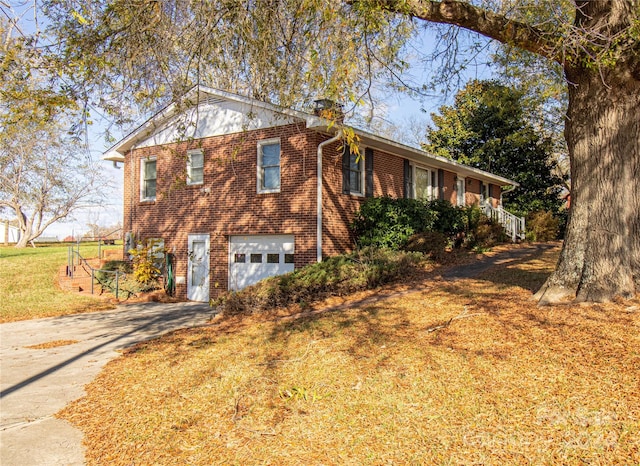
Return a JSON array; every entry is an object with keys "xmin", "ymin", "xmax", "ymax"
[{"xmin": 375, "ymin": 0, "xmax": 564, "ymax": 64}]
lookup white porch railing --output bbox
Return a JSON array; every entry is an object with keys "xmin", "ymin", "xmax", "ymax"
[{"xmin": 481, "ymin": 203, "xmax": 526, "ymax": 242}]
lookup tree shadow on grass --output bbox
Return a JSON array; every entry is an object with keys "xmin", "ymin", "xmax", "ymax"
[{"xmin": 254, "ymin": 242, "xmax": 638, "ymax": 381}]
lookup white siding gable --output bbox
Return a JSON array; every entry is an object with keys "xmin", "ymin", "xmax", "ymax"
[{"xmin": 133, "ymin": 99, "xmax": 299, "ymax": 149}]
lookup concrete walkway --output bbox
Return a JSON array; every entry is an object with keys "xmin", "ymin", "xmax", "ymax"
[{"xmin": 0, "ymin": 302, "xmax": 214, "ymax": 466}]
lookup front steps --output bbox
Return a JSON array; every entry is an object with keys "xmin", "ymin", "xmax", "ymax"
[{"xmin": 57, "ymin": 258, "xmax": 106, "ymax": 294}]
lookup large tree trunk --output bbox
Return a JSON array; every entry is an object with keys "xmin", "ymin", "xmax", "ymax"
[
  {"xmin": 14, "ymin": 210, "xmax": 34, "ymax": 248},
  {"xmin": 535, "ymin": 61, "xmax": 640, "ymax": 303},
  {"xmin": 383, "ymin": 1, "xmax": 639, "ymax": 303},
  {"xmin": 534, "ymin": 0, "xmax": 640, "ymax": 304},
  {"xmin": 15, "ymin": 235, "xmax": 32, "ymax": 248}
]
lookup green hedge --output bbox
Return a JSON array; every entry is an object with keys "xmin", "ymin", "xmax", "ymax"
[
  {"xmin": 351, "ymin": 197, "xmax": 467, "ymax": 250},
  {"xmin": 215, "ymin": 247, "xmax": 424, "ymax": 315}
]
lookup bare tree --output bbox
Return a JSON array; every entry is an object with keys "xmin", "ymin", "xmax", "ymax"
[
  {"xmin": 1, "ymin": 16, "xmax": 110, "ymax": 247},
  {"xmin": 0, "ymin": 117, "xmax": 107, "ymax": 247}
]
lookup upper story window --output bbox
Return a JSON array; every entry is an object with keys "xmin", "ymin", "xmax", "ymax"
[
  {"xmin": 257, "ymin": 138, "xmax": 281, "ymax": 193},
  {"xmin": 187, "ymin": 149, "xmax": 204, "ymax": 185},
  {"xmin": 140, "ymin": 157, "xmax": 157, "ymax": 201}
]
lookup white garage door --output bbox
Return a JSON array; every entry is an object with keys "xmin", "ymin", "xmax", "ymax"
[{"xmin": 229, "ymin": 235, "xmax": 295, "ymax": 291}]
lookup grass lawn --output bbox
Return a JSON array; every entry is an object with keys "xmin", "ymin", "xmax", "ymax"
[
  {"xmin": 0, "ymin": 242, "xmax": 118, "ymax": 322},
  {"xmin": 59, "ymin": 244, "xmax": 640, "ymax": 465}
]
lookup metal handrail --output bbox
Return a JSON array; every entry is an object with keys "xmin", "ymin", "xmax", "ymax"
[{"xmin": 67, "ymin": 243, "xmax": 126, "ymax": 299}]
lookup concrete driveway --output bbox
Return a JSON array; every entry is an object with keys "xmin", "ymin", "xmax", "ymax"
[{"xmin": 0, "ymin": 302, "xmax": 214, "ymax": 466}]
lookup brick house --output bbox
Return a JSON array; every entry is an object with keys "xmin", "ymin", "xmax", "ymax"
[{"xmin": 104, "ymin": 87, "xmax": 518, "ymax": 301}]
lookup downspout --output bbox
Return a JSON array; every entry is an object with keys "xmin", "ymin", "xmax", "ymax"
[
  {"xmin": 500, "ymin": 183, "xmax": 516, "ymax": 207},
  {"xmin": 317, "ymin": 130, "xmax": 343, "ymax": 263}
]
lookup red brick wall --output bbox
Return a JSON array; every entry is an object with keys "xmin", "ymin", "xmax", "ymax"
[
  {"xmin": 490, "ymin": 183, "xmax": 502, "ymax": 208},
  {"xmin": 465, "ymin": 177, "xmax": 482, "ymax": 206},
  {"xmin": 321, "ymin": 146, "xmax": 404, "ymax": 257},
  {"xmin": 443, "ymin": 170, "xmax": 457, "ymax": 205},
  {"xmin": 123, "ymin": 123, "xmax": 318, "ymax": 299},
  {"xmin": 122, "ymin": 123, "xmax": 510, "ymax": 299}
]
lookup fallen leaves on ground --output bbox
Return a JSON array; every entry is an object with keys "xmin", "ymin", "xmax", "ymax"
[
  {"xmin": 24, "ymin": 339, "xmax": 79, "ymax": 349},
  {"xmin": 58, "ymin": 244, "xmax": 640, "ymax": 465}
]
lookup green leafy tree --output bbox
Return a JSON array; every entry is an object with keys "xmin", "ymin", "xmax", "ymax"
[
  {"xmin": 40, "ymin": 0, "xmax": 414, "ymax": 124},
  {"xmin": 492, "ymin": 43, "xmax": 570, "ymax": 185},
  {"xmin": 373, "ymin": 1, "xmax": 640, "ymax": 304},
  {"xmin": 425, "ymin": 79, "xmax": 566, "ymax": 217},
  {"xmin": 0, "ymin": 20, "xmax": 108, "ymax": 247}
]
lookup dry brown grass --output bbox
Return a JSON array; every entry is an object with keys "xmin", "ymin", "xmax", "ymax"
[
  {"xmin": 24, "ymin": 339, "xmax": 79, "ymax": 349},
  {"xmin": 0, "ymin": 243, "xmax": 117, "ymax": 322},
  {"xmin": 59, "ymin": 244, "xmax": 640, "ymax": 465}
]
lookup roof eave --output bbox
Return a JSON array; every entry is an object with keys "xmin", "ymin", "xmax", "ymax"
[
  {"xmin": 103, "ymin": 150, "xmax": 125, "ymax": 163},
  {"xmin": 101, "ymin": 87, "xmax": 519, "ymax": 188},
  {"xmin": 307, "ymin": 123, "xmax": 519, "ymax": 187}
]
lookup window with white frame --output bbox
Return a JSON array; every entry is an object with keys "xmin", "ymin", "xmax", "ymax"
[
  {"xmin": 187, "ymin": 149, "xmax": 204, "ymax": 185},
  {"xmin": 349, "ymin": 151, "xmax": 364, "ymax": 195},
  {"xmin": 414, "ymin": 166, "xmax": 437, "ymax": 200},
  {"xmin": 140, "ymin": 157, "xmax": 157, "ymax": 201},
  {"xmin": 481, "ymin": 182, "xmax": 490, "ymax": 204},
  {"xmin": 257, "ymin": 139, "xmax": 281, "ymax": 193},
  {"xmin": 456, "ymin": 177, "xmax": 466, "ymax": 206}
]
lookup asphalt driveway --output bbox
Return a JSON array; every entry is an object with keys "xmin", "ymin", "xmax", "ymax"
[{"xmin": 0, "ymin": 302, "xmax": 214, "ymax": 466}]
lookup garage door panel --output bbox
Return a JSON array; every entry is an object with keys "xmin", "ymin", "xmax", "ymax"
[{"xmin": 229, "ymin": 235, "xmax": 295, "ymax": 291}]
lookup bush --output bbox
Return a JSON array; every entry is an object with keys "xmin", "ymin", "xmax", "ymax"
[
  {"xmin": 526, "ymin": 210, "xmax": 560, "ymax": 241},
  {"xmin": 403, "ymin": 231, "xmax": 448, "ymax": 261},
  {"xmin": 128, "ymin": 239, "xmax": 164, "ymax": 284},
  {"xmin": 464, "ymin": 205, "xmax": 483, "ymax": 232},
  {"xmin": 467, "ymin": 216, "xmax": 508, "ymax": 249},
  {"xmin": 95, "ymin": 259, "xmax": 159, "ymax": 297},
  {"xmin": 351, "ymin": 197, "xmax": 436, "ymax": 249},
  {"xmin": 214, "ymin": 248, "xmax": 424, "ymax": 315},
  {"xmin": 95, "ymin": 260, "xmax": 130, "ymax": 290},
  {"xmin": 351, "ymin": 197, "xmax": 467, "ymax": 250},
  {"xmin": 427, "ymin": 199, "xmax": 468, "ymax": 237},
  {"xmin": 97, "ymin": 260, "xmax": 131, "ymax": 275}
]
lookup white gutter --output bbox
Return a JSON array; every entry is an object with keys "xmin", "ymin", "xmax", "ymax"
[{"xmin": 317, "ymin": 130, "xmax": 343, "ymax": 263}]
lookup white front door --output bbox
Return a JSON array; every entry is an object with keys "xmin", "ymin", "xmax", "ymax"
[
  {"xmin": 187, "ymin": 234, "xmax": 210, "ymax": 302},
  {"xmin": 228, "ymin": 235, "xmax": 295, "ymax": 291}
]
